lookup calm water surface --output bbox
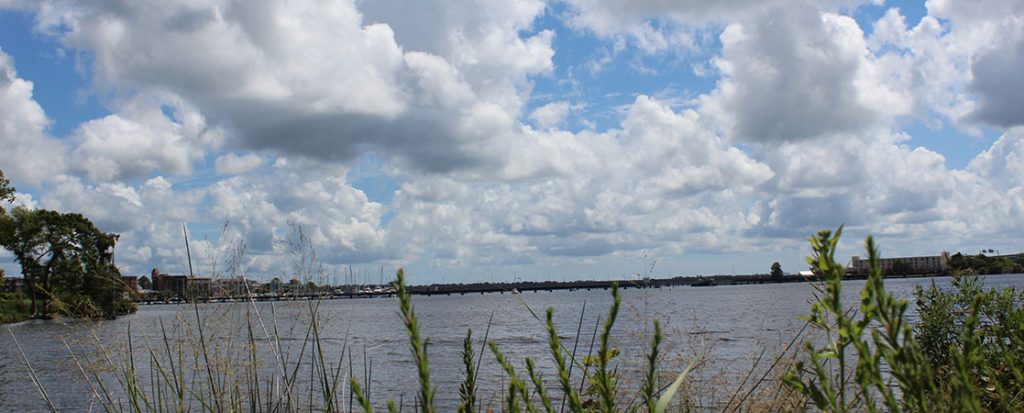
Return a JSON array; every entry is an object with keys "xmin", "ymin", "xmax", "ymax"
[{"xmin": 2, "ymin": 274, "xmax": 1022, "ymax": 411}]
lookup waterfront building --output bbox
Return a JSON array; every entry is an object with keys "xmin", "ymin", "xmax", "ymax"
[
  {"xmin": 121, "ymin": 275, "xmax": 138, "ymax": 292},
  {"xmin": 849, "ymin": 253, "xmax": 949, "ymax": 275},
  {"xmin": 151, "ymin": 267, "xmax": 212, "ymax": 301}
]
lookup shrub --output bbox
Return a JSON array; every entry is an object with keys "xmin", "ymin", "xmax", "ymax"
[
  {"xmin": 784, "ymin": 226, "xmax": 1024, "ymax": 412},
  {"xmin": 915, "ymin": 275, "xmax": 1024, "ymax": 410}
]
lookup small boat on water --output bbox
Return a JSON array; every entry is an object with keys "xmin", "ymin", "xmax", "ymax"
[{"xmin": 510, "ymin": 288, "xmax": 521, "ymax": 294}]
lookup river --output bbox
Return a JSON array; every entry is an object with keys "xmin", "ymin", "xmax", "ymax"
[{"xmin": 2, "ymin": 274, "xmax": 1022, "ymax": 411}]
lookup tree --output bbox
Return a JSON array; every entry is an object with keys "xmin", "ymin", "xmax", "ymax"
[
  {"xmin": 0, "ymin": 169, "xmax": 14, "ymax": 205},
  {"xmin": 771, "ymin": 261, "xmax": 784, "ymax": 279},
  {"xmin": 0, "ymin": 207, "xmax": 129, "ymax": 318},
  {"xmin": 889, "ymin": 259, "xmax": 914, "ymax": 276}
]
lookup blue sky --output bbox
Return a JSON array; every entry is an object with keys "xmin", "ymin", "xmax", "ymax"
[{"xmin": 1, "ymin": 0, "xmax": 1023, "ymax": 284}]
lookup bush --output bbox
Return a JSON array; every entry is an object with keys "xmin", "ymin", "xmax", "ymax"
[
  {"xmin": 784, "ymin": 227, "xmax": 1024, "ymax": 412},
  {"xmin": 0, "ymin": 291, "xmax": 33, "ymax": 323},
  {"xmin": 915, "ymin": 275, "xmax": 1024, "ymax": 410}
]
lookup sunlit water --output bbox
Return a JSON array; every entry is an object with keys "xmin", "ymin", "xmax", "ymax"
[{"xmin": 2, "ymin": 274, "xmax": 1022, "ymax": 411}]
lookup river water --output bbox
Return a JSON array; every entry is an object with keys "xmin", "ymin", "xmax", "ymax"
[{"xmin": 2, "ymin": 274, "xmax": 1022, "ymax": 411}]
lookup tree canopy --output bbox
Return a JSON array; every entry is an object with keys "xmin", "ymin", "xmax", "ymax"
[
  {"xmin": 0, "ymin": 169, "xmax": 13, "ymax": 205},
  {"xmin": 0, "ymin": 206, "xmax": 132, "ymax": 318},
  {"xmin": 771, "ymin": 261, "xmax": 784, "ymax": 279}
]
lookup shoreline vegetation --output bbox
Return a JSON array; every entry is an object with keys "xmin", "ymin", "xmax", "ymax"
[
  {"xmin": 0, "ymin": 169, "xmax": 136, "ymax": 323},
  {"xmin": 5, "ymin": 226, "xmax": 1023, "ymax": 412}
]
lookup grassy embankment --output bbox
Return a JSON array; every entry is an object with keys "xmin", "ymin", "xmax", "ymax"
[{"xmin": 0, "ymin": 291, "xmax": 33, "ymax": 323}]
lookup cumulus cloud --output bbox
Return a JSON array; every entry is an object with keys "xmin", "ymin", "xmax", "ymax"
[
  {"xmin": 866, "ymin": 1, "xmax": 1024, "ymax": 130},
  {"xmin": 0, "ymin": 48, "xmax": 66, "ymax": 186},
  {"xmin": 529, "ymin": 101, "xmax": 571, "ymax": 129},
  {"xmin": 385, "ymin": 96, "xmax": 773, "ymax": 266},
  {"xmin": 699, "ymin": 6, "xmax": 905, "ymax": 142},
  {"xmin": 967, "ymin": 128, "xmax": 1024, "ymax": 191},
  {"xmin": 3, "ymin": 0, "xmax": 1024, "ymax": 281},
  {"xmin": 70, "ymin": 94, "xmax": 209, "ymax": 181},
  {"xmin": 26, "ymin": 0, "xmax": 554, "ymax": 176},
  {"xmin": 39, "ymin": 175, "xmax": 150, "ymax": 233},
  {"xmin": 968, "ymin": 33, "xmax": 1024, "ymax": 127},
  {"xmin": 215, "ymin": 153, "xmax": 264, "ymax": 176},
  {"xmin": 561, "ymin": 0, "xmax": 872, "ymax": 54}
]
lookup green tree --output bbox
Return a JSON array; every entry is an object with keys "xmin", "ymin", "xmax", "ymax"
[
  {"xmin": 770, "ymin": 261, "xmax": 784, "ymax": 279},
  {"xmin": 890, "ymin": 259, "xmax": 914, "ymax": 275},
  {"xmin": 0, "ymin": 207, "xmax": 130, "ymax": 318},
  {"xmin": 0, "ymin": 169, "xmax": 13, "ymax": 205}
]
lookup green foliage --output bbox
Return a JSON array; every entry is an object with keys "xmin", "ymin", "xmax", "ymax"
[
  {"xmin": 396, "ymin": 268, "xmax": 436, "ymax": 413},
  {"xmin": 593, "ymin": 283, "xmax": 621, "ymax": 413},
  {"xmin": 915, "ymin": 275, "xmax": 1024, "ymax": 410},
  {"xmin": 784, "ymin": 227, "xmax": 936, "ymax": 412},
  {"xmin": 0, "ymin": 206, "xmax": 133, "ymax": 319},
  {"xmin": 0, "ymin": 169, "xmax": 14, "ymax": 205},
  {"xmin": 641, "ymin": 320, "xmax": 663, "ymax": 413},
  {"xmin": 771, "ymin": 262, "xmax": 784, "ymax": 278},
  {"xmin": 947, "ymin": 252, "xmax": 1024, "ymax": 275},
  {"xmin": 784, "ymin": 227, "xmax": 1024, "ymax": 412},
  {"xmin": 0, "ymin": 291, "xmax": 33, "ymax": 323},
  {"xmin": 545, "ymin": 306, "xmax": 584, "ymax": 412},
  {"xmin": 456, "ymin": 329, "xmax": 477, "ymax": 413},
  {"xmin": 890, "ymin": 259, "xmax": 915, "ymax": 275}
]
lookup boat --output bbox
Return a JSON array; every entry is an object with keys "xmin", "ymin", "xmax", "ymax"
[{"xmin": 691, "ymin": 277, "xmax": 717, "ymax": 287}]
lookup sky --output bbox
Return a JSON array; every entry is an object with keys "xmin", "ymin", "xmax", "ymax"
[{"xmin": 0, "ymin": 0, "xmax": 1022, "ymax": 285}]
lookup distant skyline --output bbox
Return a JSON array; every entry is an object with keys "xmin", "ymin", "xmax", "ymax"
[{"xmin": 1, "ymin": 0, "xmax": 1022, "ymax": 283}]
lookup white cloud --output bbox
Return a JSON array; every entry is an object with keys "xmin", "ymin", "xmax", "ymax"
[
  {"xmin": 561, "ymin": 0, "xmax": 870, "ymax": 53},
  {"xmin": 40, "ymin": 175, "xmax": 149, "ymax": 233},
  {"xmin": 0, "ymin": 48, "xmax": 66, "ymax": 186},
  {"xmin": 26, "ymin": 0, "xmax": 554, "ymax": 176},
  {"xmin": 866, "ymin": 2, "xmax": 1024, "ymax": 129},
  {"xmin": 3, "ymin": 0, "xmax": 1024, "ymax": 281},
  {"xmin": 70, "ymin": 94, "xmax": 207, "ymax": 181},
  {"xmin": 385, "ymin": 95, "xmax": 773, "ymax": 266},
  {"xmin": 530, "ymin": 101, "xmax": 571, "ymax": 129},
  {"xmin": 699, "ymin": 6, "xmax": 906, "ymax": 142},
  {"xmin": 215, "ymin": 153, "xmax": 264, "ymax": 176},
  {"xmin": 967, "ymin": 128, "xmax": 1024, "ymax": 191}
]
